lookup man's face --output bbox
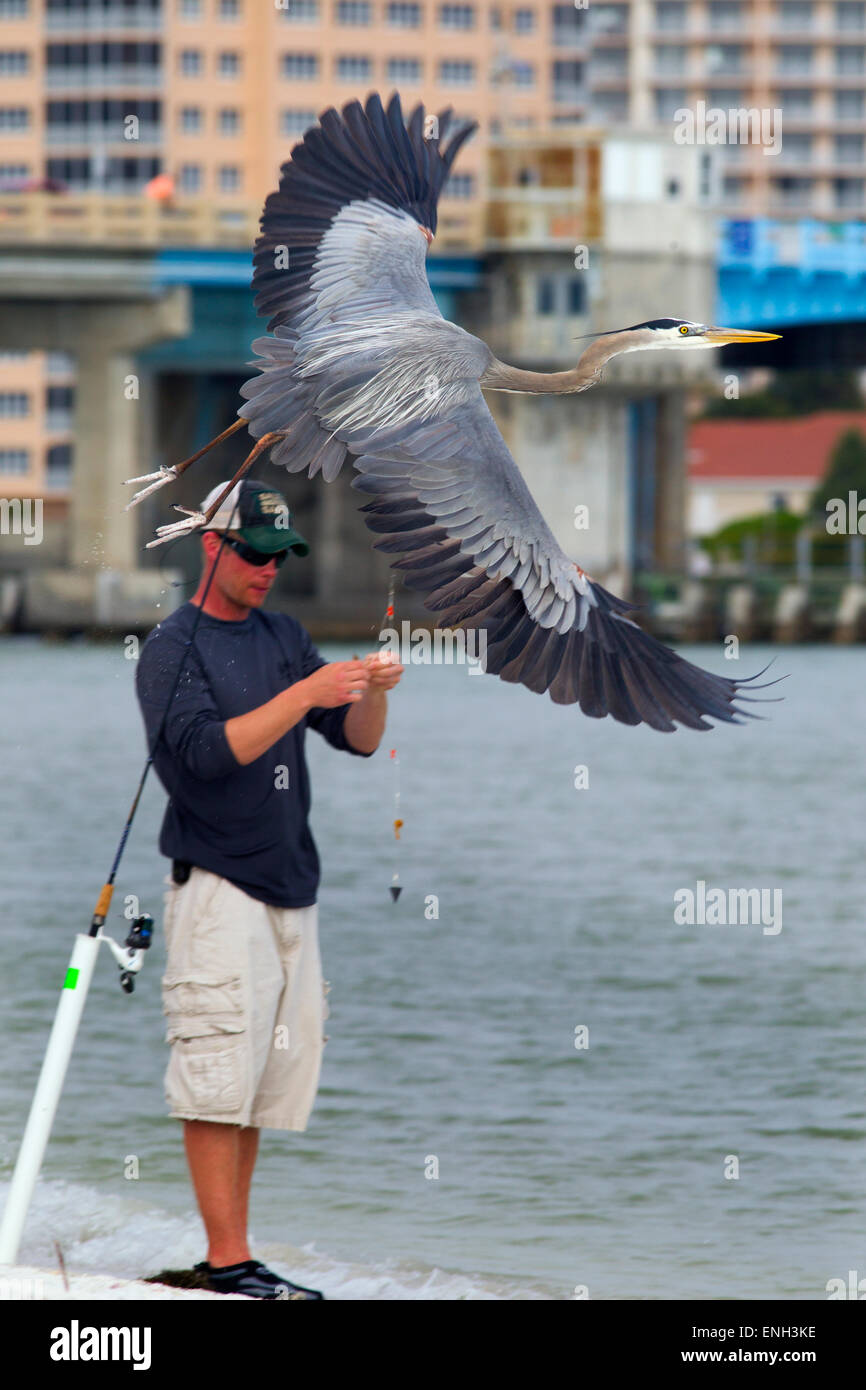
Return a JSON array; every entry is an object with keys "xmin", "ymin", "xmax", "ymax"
[{"xmin": 203, "ymin": 529, "xmax": 282, "ymax": 608}]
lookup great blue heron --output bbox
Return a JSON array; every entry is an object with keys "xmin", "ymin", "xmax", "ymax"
[{"xmin": 126, "ymin": 92, "xmax": 781, "ymax": 732}]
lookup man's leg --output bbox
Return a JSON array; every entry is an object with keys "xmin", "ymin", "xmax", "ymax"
[{"xmin": 183, "ymin": 1119, "xmax": 259, "ymax": 1267}]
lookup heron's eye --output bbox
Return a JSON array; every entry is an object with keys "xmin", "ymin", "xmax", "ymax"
[{"xmin": 679, "ymin": 325, "xmax": 690, "ymax": 335}]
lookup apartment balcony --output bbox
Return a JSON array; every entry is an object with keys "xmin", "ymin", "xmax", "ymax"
[
  {"xmin": 45, "ymin": 7, "xmax": 163, "ymax": 31},
  {"xmin": 552, "ymin": 27, "xmax": 588, "ymax": 52},
  {"xmin": 45, "ymin": 123, "xmax": 163, "ymax": 146},
  {"xmin": 552, "ymin": 85, "xmax": 587, "ymax": 106},
  {"xmin": 45, "ymin": 66, "xmax": 162, "ymax": 90}
]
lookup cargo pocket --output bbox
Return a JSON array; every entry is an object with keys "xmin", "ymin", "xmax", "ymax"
[{"xmin": 163, "ymin": 973, "xmax": 246, "ymax": 1115}]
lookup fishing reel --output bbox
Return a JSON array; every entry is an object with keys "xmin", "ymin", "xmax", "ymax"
[{"xmin": 97, "ymin": 913, "xmax": 154, "ymax": 994}]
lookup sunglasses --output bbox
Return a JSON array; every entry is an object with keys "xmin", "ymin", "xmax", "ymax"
[{"xmin": 212, "ymin": 532, "xmax": 289, "ymax": 568}]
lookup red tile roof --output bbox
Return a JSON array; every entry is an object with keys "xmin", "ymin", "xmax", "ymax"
[{"xmin": 688, "ymin": 412, "xmax": 866, "ymax": 481}]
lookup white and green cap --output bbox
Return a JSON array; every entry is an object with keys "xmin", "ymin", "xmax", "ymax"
[{"xmin": 201, "ymin": 477, "xmax": 309, "ymax": 556}]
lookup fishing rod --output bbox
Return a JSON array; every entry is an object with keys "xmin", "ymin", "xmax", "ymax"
[{"xmin": 0, "ymin": 508, "xmax": 238, "ymax": 1266}]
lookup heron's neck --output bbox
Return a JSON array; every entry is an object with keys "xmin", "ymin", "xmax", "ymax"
[{"xmin": 480, "ymin": 337, "xmax": 620, "ymax": 394}]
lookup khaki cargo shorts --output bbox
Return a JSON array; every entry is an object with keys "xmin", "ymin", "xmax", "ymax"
[{"xmin": 160, "ymin": 867, "xmax": 329, "ymax": 1131}]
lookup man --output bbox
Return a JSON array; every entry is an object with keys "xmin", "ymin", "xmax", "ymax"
[{"xmin": 135, "ymin": 476, "xmax": 403, "ymax": 1300}]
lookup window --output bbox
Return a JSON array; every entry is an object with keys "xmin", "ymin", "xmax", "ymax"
[
  {"xmin": 706, "ymin": 44, "xmax": 746, "ymax": 73},
  {"xmin": 0, "ymin": 109, "xmax": 29, "ymax": 132},
  {"xmin": 568, "ymin": 279, "xmax": 586, "ymax": 315},
  {"xmin": 776, "ymin": 44, "xmax": 812, "ymax": 72},
  {"xmin": 778, "ymin": 1, "xmax": 812, "ymax": 28},
  {"xmin": 536, "ymin": 278, "xmax": 555, "ymax": 315},
  {"xmin": 654, "ymin": 86, "xmax": 686, "ymax": 119},
  {"xmin": 836, "ymin": 2, "xmax": 866, "ymax": 30},
  {"xmin": 179, "ymin": 49, "xmax": 202, "ymax": 76},
  {"xmin": 0, "ymin": 0, "xmax": 29, "ymax": 15},
  {"xmin": 707, "ymin": 87, "xmax": 747, "ymax": 106},
  {"xmin": 280, "ymin": 0, "xmax": 318, "ymax": 15},
  {"xmin": 723, "ymin": 174, "xmax": 747, "ymax": 199},
  {"xmin": 387, "ymin": 57, "xmax": 421, "ymax": 81},
  {"xmin": 835, "ymin": 132, "xmax": 864, "ymax": 160},
  {"xmin": 655, "ymin": 44, "xmax": 686, "ymax": 74},
  {"xmin": 653, "ymin": 1, "xmax": 684, "ymax": 30},
  {"xmin": 514, "ymin": 7, "xmax": 534, "ymax": 30},
  {"xmin": 0, "ymin": 393, "xmax": 29, "ymax": 418},
  {"xmin": 280, "ymin": 108, "xmax": 317, "ymax": 135},
  {"xmin": 178, "ymin": 163, "xmax": 202, "ymax": 191},
  {"xmin": 708, "ymin": 1, "xmax": 742, "ymax": 29},
  {"xmin": 218, "ymin": 51, "xmax": 240, "ymax": 77},
  {"xmin": 46, "ymin": 384, "xmax": 73, "ymax": 427},
  {"xmin": 179, "ymin": 0, "xmax": 201, "ymax": 16},
  {"xmin": 439, "ymin": 4, "xmax": 474, "ymax": 28},
  {"xmin": 179, "ymin": 106, "xmax": 202, "ymax": 132},
  {"xmin": 836, "ymin": 44, "xmax": 866, "ymax": 72},
  {"xmin": 835, "ymin": 88, "xmax": 864, "ymax": 116},
  {"xmin": 0, "ymin": 165, "xmax": 30, "ymax": 185},
  {"xmin": 775, "ymin": 87, "xmax": 812, "ymax": 115},
  {"xmin": 835, "ymin": 176, "xmax": 864, "ymax": 205},
  {"xmin": 46, "ymin": 443, "xmax": 72, "ymax": 488},
  {"xmin": 490, "ymin": 5, "xmax": 502, "ymax": 26},
  {"xmin": 219, "ymin": 164, "xmax": 241, "ymax": 191},
  {"xmin": 781, "ymin": 132, "xmax": 813, "ymax": 158},
  {"xmin": 0, "ymin": 450, "xmax": 29, "ymax": 475},
  {"xmin": 590, "ymin": 91, "xmax": 628, "ymax": 120},
  {"xmin": 336, "ymin": 0, "xmax": 370, "ymax": 20},
  {"xmin": 591, "ymin": 4, "xmax": 628, "ymax": 33},
  {"xmin": 771, "ymin": 174, "xmax": 813, "ymax": 205},
  {"xmin": 335, "ymin": 54, "xmax": 371, "ymax": 78},
  {"xmin": 219, "ymin": 107, "xmax": 241, "ymax": 134},
  {"xmin": 0, "ymin": 52, "xmax": 29, "ymax": 76},
  {"xmin": 593, "ymin": 47, "xmax": 627, "ymax": 76},
  {"xmin": 439, "ymin": 58, "xmax": 475, "ymax": 82},
  {"xmin": 443, "ymin": 172, "xmax": 474, "ymax": 197},
  {"xmin": 512, "ymin": 60, "xmax": 534, "ymax": 85},
  {"xmin": 281, "ymin": 53, "xmax": 318, "ymax": 78},
  {"xmin": 219, "ymin": 0, "xmax": 241, "ymax": 16},
  {"xmin": 386, "ymin": 0, "xmax": 420, "ymax": 21}
]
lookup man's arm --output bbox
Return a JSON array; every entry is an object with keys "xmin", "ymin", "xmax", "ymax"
[
  {"xmin": 342, "ymin": 684, "xmax": 387, "ymax": 755},
  {"xmin": 224, "ymin": 660, "xmax": 371, "ymax": 766}
]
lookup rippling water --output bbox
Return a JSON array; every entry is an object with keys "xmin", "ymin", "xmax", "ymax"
[{"xmin": 0, "ymin": 636, "xmax": 863, "ymax": 1299}]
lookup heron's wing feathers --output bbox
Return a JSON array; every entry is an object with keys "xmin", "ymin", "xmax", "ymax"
[
  {"xmin": 350, "ymin": 391, "xmax": 770, "ymax": 732},
  {"xmin": 238, "ymin": 92, "xmax": 476, "ymax": 478}
]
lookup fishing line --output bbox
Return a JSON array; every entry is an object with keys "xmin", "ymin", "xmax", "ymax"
[{"xmin": 88, "ymin": 502, "xmax": 240, "ymax": 940}]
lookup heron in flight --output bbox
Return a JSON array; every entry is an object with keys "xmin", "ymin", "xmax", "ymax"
[{"xmin": 126, "ymin": 92, "xmax": 781, "ymax": 732}]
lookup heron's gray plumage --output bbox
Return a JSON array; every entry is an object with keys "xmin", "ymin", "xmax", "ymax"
[{"xmin": 200, "ymin": 92, "xmax": 778, "ymax": 730}]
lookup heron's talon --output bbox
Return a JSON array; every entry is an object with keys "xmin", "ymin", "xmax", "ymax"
[
  {"xmin": 123, "ymin": 466, "xmax": 179, "ymax": 510},
  {"xmin": 144, "ymin": 510, "xmax": 208, "ymax": 548}
]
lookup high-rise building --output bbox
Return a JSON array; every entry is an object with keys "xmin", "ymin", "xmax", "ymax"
[{"xmin": 1, "ymin": 0, "xmax": 861, "ymax": 529}]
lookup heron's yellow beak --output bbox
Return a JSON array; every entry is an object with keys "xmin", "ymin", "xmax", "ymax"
[{"xmin": 703, "ymin": 327, "xmax": 782, "ymax": 343}]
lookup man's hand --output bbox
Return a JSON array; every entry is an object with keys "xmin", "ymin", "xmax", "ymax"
[
  {"xmin": 362, "ymin": 650, "xmax": 404, "ymax": 691},
  {"xmin": 302, "ymin": 660, "xmax": 371, "ymax": 709}
]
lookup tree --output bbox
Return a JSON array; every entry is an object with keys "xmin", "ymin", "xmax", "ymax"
[{"xmin": 810, "ymin": 428, "xmax": 866, "ymax": 521}]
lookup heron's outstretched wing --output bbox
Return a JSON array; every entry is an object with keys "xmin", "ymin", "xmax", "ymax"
[
  {"xmin": 346, "ymin": 391, "xmax": 769, "ymax": 732},
  {"xmin": 238, "ymin": 92, "xmax": 476, "ymax": 480}
]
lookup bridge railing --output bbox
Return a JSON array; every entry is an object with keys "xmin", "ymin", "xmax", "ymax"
[{"xmin": 0, "ymin": 192, "xmax": 485, "ymax": 251}]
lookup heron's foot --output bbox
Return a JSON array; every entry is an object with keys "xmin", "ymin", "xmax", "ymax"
[
  {"xmin": 124, "ymin": 465, "xmax": 179, "ymax": 510},
  {"xmin": 145, "ymin": 507, "xmax": 209, "ymax": 549}
]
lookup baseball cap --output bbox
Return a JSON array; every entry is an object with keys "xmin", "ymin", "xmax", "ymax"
[{"xmin": 200, "ymin": 478, "xmax": 309, "ymax": 556}]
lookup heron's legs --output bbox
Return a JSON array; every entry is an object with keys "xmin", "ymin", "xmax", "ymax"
[
  {"xmin": 144, "ymin": 430, "xmax": 291, "ymax": 548},
  {"xmin": 124, "ymin": 417, "xmax": 247, "ymax": 509}
]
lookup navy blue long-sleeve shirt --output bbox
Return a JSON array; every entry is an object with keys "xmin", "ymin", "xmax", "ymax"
[{"xmin": 135, "ymin": 601, "xmax": 373, "ymax": 908}]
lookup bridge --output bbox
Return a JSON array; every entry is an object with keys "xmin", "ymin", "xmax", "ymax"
[{"xmin": 1, "ymin": 192, "xmax": 864, "ymax": 632}]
